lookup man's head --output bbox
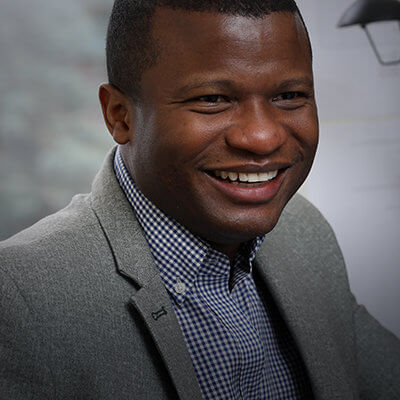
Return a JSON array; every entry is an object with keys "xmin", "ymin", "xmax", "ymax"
[{"xmin": 100, "ymin": 1, "xmax": 319, "ymax": 257}]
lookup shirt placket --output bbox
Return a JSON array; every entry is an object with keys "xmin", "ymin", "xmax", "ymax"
[{"xmin": 197, "ymin": 254, "xmax": 266, "ymax": 399}]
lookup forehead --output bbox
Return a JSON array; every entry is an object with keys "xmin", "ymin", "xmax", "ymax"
[
  {"xmin": 150, "ymin": 8, "xmax": 311, "ymax": 66},
  {"xmin": 140, "ymin": 8, "xmax": 313, "ymax": 98}
]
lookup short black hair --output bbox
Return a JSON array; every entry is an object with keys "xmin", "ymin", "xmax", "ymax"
[{"xmin": 106, "ymin": 0, "xmax": 309, "ymax": 99}]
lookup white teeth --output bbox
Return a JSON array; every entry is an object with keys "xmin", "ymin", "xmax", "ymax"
[
  {"xmin": 238, "ymin": 173, "xmax": 248, "ymax": 182},
  {"xmin": 214, "ymin": 170, "xmax": 279, "ymax": 183},
  {"xmin": 221, "ymin": 171, "xmax": 229, "ymax": 179},
  {"xmin": 247, "ymin": 173, "xmax": 259, "ymax": 183},
  {"xmin": 268, "ymin": 170, "xmax": 278, "ymax": 180},
  {"xmin": 228, "ymin": 172, "xmax": 238, "ymax": 181}
]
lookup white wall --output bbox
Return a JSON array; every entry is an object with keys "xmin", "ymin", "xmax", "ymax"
[{"xmin": 298, "ymin": 0, "xmax": 400, "ymax": 336}]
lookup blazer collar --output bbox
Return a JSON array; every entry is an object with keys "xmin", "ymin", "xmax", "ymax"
[{"xmin": 90, "ymin": 146, "xmax": 159, "ymax": 287}]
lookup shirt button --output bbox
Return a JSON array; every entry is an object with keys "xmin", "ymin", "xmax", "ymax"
[{"xmin": 173, "ymin": 280, "xmax": 186, "ymax": 295}]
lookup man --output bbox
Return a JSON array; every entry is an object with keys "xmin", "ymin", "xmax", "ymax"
[{"xmin": 1, "ymin": 0, "xmax": 399, "ymax": 399}]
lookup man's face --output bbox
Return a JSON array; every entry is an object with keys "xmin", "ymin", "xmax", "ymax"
[{"xmin": 124, "ymin": 8, "xmax": 318, "ymax": 248}]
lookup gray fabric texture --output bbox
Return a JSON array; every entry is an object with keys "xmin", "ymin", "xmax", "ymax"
[{"xmin": 1, "ymin": 146, "xmax": 399, "ymax": 399}]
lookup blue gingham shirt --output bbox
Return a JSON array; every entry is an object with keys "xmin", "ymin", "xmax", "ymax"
[{"xmin": 114, "ymin": 147, "xmax": 312, "ymax": 399}]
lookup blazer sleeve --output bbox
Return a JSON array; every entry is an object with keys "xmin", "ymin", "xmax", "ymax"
[
  {"xmin": 353, "ymin": 299, "xmax": 400, "ymax": 399},
  {"xmin": 0, "ymin": 269, "xmax": 55, "ymax": 400}
]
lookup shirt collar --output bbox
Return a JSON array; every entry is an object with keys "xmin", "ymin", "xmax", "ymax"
[{"xmin": 114, "ymin": 146, "xmax": 265, "ymax": 304}]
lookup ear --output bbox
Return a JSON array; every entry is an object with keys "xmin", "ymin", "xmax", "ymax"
[{"xmin": 98, "ymin": 83, "xmax": 134, "ymax": 145}]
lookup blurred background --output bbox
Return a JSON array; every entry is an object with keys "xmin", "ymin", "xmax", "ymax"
[{"xmin": 0, "ymin": 0, "xmax": 399, "ymax": 336}]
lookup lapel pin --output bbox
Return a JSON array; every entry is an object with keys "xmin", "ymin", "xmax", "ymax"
[{"xmin": 151, "ymin": 306, "xmax": 168, "ymax": 321}]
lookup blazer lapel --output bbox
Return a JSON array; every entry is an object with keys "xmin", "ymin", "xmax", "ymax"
[
  {"xmin": 254, "ymin": 196, "xmax": 358, "ymax": 400},
  {"xmin": 130, "ymin": 275, "xmax": 203, "ymax": 400},
  {"xmin": 90, "ymin": 147, "xmax": 202, "ymax": 400}
]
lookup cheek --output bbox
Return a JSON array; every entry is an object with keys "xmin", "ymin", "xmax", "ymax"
[
  {"xmin": 152, "ymin": 112, "xmax": 228, "ymax": 163},
  {"xmin": 289, "ymin": 109, "xmax": 319, "ymax": 152},
  {"xmin": 305, "ymin": 117, "xmax": 319, "ymax": 150}
]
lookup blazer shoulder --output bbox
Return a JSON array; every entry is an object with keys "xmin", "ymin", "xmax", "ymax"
[
  {"xmin": 263, "ymin": 193, "xmax": 346, "ymax": 279},
  {"xmin": 278, "ymin": 194, "xmax": 340, "ymax": 246},
  {"xmin": 282, "ymin": 193, "xmax": 332, "ymax": 227},
  {"xmin": 0, "ymin": 193, "xmax": 106, "ymax": 275}
]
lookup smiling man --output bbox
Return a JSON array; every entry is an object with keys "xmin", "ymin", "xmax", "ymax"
[{"xmin": 1, "ymin": 1, "xmax": 400, "ymax": 399}]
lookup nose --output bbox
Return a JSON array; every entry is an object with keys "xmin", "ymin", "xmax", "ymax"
[{"xmin": 225, "ymin": 100, "xmax": 287, "ymax": 155}]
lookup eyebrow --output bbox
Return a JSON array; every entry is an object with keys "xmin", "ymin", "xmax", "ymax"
[
  {"xmin": 275, "ymin": 77, "xmax": 314, "ymax": 91},
  {"xmin": 174, "ymin": 79, "xmax": 236, "ymax": 97},
  {"xmin": 173, "ymin": 76, "xmax": 314, "ymax": 98}
]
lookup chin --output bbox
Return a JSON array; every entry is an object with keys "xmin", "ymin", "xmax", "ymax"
[{"xmin": 199, "ymin": 206, "xmax": 285, "ymax": 245}]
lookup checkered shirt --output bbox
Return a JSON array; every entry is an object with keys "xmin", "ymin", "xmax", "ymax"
[{"xmin": 114, "ymin": 147, "xmax": 312, "ymax": 399}]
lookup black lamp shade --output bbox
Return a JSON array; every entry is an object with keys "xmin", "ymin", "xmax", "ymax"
[{"xmin": 338, "ymin": 0, "xmax": 400, "ymax": 27}]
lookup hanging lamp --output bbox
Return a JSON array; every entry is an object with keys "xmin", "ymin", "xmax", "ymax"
[{"xmin": 338, "ymin": 0, "xmax": 400, "ymax": 65}]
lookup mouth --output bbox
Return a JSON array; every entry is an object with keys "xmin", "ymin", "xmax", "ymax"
[
  {"xmin": 203, "ymin": 166, "xmax": 289, "ymax": 204},
  {"xmin": 208, "ymin": 169, "xmax": 280, "ymax": 187}
]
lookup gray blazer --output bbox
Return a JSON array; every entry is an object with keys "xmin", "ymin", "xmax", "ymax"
[{"xmin": 1, "ymin": 147, "xmax": 399, "ymax": 400}]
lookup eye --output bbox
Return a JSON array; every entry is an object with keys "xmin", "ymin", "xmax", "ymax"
[
  {"xmin": 272, "ymin": 91, "xmax": 308, "ymax": 110},
  {"xmin": 274, "ymin": 91, "xmax": 305, "ymax": 101},
  {"xmin": 187, "ymin": 94, "xmax": 231, "ymax": 114},
  {"xmin": 197, "ymin": 95, "xmax": 227, "ymax": 103}
]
